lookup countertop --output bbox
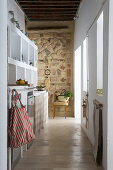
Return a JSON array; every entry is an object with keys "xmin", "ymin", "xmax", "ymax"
[
  {"xmin": 34, "ymin": 90, "xmax": 47, "ymax": 96},
  {"xmin": 8, "ymin": 86, "xmax": 48, "ymax": 96},
  {"xmin": 8, "ymin": 86, "xmax": 36, "ymax": 91}
]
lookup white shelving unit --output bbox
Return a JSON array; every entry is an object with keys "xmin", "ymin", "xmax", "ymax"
[{"xmin": 8, "ymin": 24, "xmax": 38, "ymax": 86}]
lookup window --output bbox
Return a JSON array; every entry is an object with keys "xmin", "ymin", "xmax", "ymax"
[
  {"xmin": 83, "ymin": 37, "xmax": 88, "ymax": 92},
  {"xmin": 97, "ymin": 11, "xmax": 103, "ymax": 95}
]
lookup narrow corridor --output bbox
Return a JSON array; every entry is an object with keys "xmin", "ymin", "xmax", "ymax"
[{"xmin": 14, "ymin": 118, "xmax": 103, "ymax": 170}]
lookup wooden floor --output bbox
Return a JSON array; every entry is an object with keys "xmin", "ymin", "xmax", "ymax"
[{"xmin": 14, "ymin": 118, "xmax": 103, "ymax": 170}]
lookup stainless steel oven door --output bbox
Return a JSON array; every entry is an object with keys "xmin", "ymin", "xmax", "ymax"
[{"xmin": 27, "ymin": 91, "xmax": 34, "ymax": 117}]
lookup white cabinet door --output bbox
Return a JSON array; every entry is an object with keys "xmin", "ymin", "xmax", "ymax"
[{"xmin": 34, "ymin": 92, "xmax": 48, "ymax": 135}]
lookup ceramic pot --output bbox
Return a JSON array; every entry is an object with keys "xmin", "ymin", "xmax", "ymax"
[{"xmin": 58, "ymin": 95, "xmax": 69, "ymax": 102}]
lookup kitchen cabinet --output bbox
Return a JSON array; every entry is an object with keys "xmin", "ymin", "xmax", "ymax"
[
  {"xmin": 8, "ymin": 88, "xmax": 48, "ymax": 170},
  {"xmin": 8, "ymin": 86, "xmax": 28, "ymax": 170},
  {"xmin": 42, "ymin": 92, "xmax": 48, "ymax": 128},
  {"xmin": 34, "ymin": 91, "xmax": 48, "ymax": 136}
]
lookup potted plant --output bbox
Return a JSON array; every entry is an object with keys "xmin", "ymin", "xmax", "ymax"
[
  {"xmin": 64, "ymin": 91, "xmax": 73, "ymax": 99},
  {"xmin": 36, "ymin": 85, "xmax": 45, "ymax": 91},
  {"xmin": 57, "ymin": 89, "xmax": 73, "ymax": 102}
]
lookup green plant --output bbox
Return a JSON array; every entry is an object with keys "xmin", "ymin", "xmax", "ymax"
[
  {"xmin": 39, "ymin": 85, "xmax": 45, "ymax": 88},
  {"xmin": 64, "ymin": 91, "xmax": 73, "ymax": 99},
  {"xmin": 58, "ymin": 89, "xmax": 73, "ymax": 99}
]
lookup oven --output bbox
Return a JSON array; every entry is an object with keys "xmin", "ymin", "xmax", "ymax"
[{"xmin": 27, "ymin": 90, "xmax": 34, "ymax": 117}]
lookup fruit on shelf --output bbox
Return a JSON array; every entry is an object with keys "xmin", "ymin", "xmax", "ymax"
[
  {"xmin": 16, "ymin": 79, "xmax": 25, "ymax": 85},
  {"xmin": 20, "ymin": 80, "xmax": 25, "ymax": 85},
  {"xmin": 16, "ymin": 80, "xmax": 20, "ymax": 84}
]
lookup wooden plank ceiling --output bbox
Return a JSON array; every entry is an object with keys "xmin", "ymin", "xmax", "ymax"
[{"xmin": 16, "ymin": 0, "xmax": 81, "ymax": 21}]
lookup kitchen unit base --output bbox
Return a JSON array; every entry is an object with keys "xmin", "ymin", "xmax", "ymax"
[{"xmin": 34, "ymin": 91, "xmax": 48, "ymax": 136}]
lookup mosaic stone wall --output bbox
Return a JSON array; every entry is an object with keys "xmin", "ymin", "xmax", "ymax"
[{"xmin": 29, "ymin": 32, "xmax": 74, "ymax": 117}]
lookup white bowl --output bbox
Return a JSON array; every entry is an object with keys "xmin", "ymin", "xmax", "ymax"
[{"xmin": 58, "ymin": 96, "xmax": 69, "ymax": 102}]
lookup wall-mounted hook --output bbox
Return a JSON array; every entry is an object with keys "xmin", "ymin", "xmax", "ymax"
[{"xmin": 8, "ymin": 11, "xmax": 14, "ymax": 18}]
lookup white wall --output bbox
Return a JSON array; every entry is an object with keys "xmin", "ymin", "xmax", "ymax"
[
  {"xmin": 0, "ymin": 0, "xmax": 7, "ymax": 170},
  {"xmin": 7, "ymin": 0, "xmax": 25, "ymax": 32},
  {"xmin": 74, "ymin": 0, "xmax": 109, "ymax": 169},
  {"xmin": 107, "ymin": 0, "xmax": 113, "ymax": 169}
]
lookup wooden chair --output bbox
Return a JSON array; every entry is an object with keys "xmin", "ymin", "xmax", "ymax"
[{"xmin": 53, "ymin": 101, "xmax": 69, "ymax": 119}]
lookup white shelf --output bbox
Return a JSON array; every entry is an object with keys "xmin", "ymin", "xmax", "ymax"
[
  {"xmin": 8, "ymin": 24, "xmax": 38, "ymax": 86},
  {"xmin": 29, "ymin": 44, "xmax": 34, "ymax": 66},
  {"xmin": 8, "ymin": 57, "xmax": 37, "ymax": 71},
  {"xmin": 8, "ymin": 64, "xmax": 16, "ymax": 84},
  {"xmin": 9, "ymin": 23, "xmax": 37, "ymax": 50},
  {"xmin": 22, "ymin": 38, "xmax": 29, "ymax": 64},
  {"xmin": 11, "ymin": 31, "xmax": 21, "ymax": 61},
  {"xmin": 17, "ymin": 66, "xmax": 25, "ymax": 80}
]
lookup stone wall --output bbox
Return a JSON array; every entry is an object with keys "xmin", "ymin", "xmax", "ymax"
[{"xmin": 29, "ymin": 31, "xmax": 74, "ymax": 117}]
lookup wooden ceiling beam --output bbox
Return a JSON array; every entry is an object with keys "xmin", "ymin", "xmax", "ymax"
[
  {"xmin": 23, "ymin": 7, "xmax": 78, "ymax": 10},
  {"xmin": 27, "ymin": 26, "xmax": 69, "ymax": 33},
  {"xmin": 30, "ymin": 15, "xmax": 74, "ymax": 19},
  {"xmin": 25, "ymin": 9, "xmax": 76, "ymax": 12},
  {"xmin": 28, "ymin": 15, "xmax": 74, "ymax": 19},
  {"xmin": 21, "ymin": 4, "xmax": 79, "ymax": 7},
  {"xmin": 18, "ymin": 0, "xmax": 80, "ymax": 2},
  {"xmin": 28, "ymin": 26, "xmax": 68, "ymax": 30},
  {"xmin": 19, "ymin": 2, "xmax": 79, "ymax": 6},
  {"xmin": 16, "ymin": 0, "xmax": 81, "ymax": 21},
  {"xmin": 27, "ymin": 13, "xmax": 75, "ymax": 17},
  {"xmin": 29, "ymin": 19, "xmax": 73, "ymax": 21},
  {"xmin": 26, "ymin": 11, "xmax": 76, "ymax": 14}
]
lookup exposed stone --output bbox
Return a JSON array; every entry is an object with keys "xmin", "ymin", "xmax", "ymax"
[
  {"xmin": 51, "ymin": 53, "xmax": 57, "ymax": 59},
  {"xmin": 67, "ymin": 77, "xmax": 71, "ymax": 83},
  {"xmin": 57, "ymin": 69, "xmax": 61, "ymax": 76},
  {"xmin": 67, "ymin": 64, "xmax": 71, "ymax": 68},
  {"xmin": 67, "ymin": 58, "xmax": 72, "ymax": 63},
  {"xmin": 61, "ymin": 78, "xmax": 66, "ymax": 82},
  {"xmin": 47, "ymin": 45, "xmax": 54, "ymax": 53},
  {"xmin": 67, "ymin": 83, "xmax": 71, "ymax": 86},
  {"xmin": 52, "ymin": 62, "xmax": 59, "ymax": 66},
  {"xmin": 51, "ymin": 70, "xmax": 56, "ymax": 75},
  {"xmin": 60, "ymin": 53, "xmax": 66, "ymax": 58},
  {"xmin": 40, "ymin": 33, "xmax": 43, "ymax": 37},
  {"xmin": 66, "ymin": 39, "xmax": 71, "ymax": 47},
  {"xmin": 29, "ymin": 31, "xmax": 73, "ymax": 117},
  {"xmin": 45, "ymin": 48, "xmax": 50, "ymax": 56},
  {"xmin": 67, "ymin": 69, "xmax": 71, "ymax": 77},
  {"xmin": 60, "ymin": 65, "xmax": 65, "ymax": 70},
  {"xmin": 50, "ymin": 76, "xmax": 58, "ymax": 82}
]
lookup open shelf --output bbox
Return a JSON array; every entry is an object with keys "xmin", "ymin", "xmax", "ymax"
[
  {"xmin": 11, "ymin": 31, "xmax": 21, "ymax": 61},
  {"xmin": 26, "ymin": 69, "xmax": 31, "ymax": 84},
  {"xmin": 17, "ymin": 66, "xmax": 25, "ymax": 80},
  {"xmin": 22, "ymin": 38, "xmax": 28, "ymax": 64},
  {"xmin": 31, "ymin": 70, "xmax": 37, "ymax": 86},
  {"xmin": 29, "ymin": 45, "xmax": 34, "ymax": 66},
  {"xmin": 8, "ymin": 57, "xmax": 37, "ymax": 71},
  {"xmin": 8, "ymin": 64, "xmax": 16, "ymax": 84},
  {"xmin": 8, "ymin": 25, "xmax": 38, "ymax": 86}
]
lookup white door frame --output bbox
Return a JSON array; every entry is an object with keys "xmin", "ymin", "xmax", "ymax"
[
  {"xmin": 0, "ymin": 0, "xmax": 7, "ymax": 170},
  {"xmin": 74, "ymin": 46, "xmax": 82, "ymax": 119}
]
